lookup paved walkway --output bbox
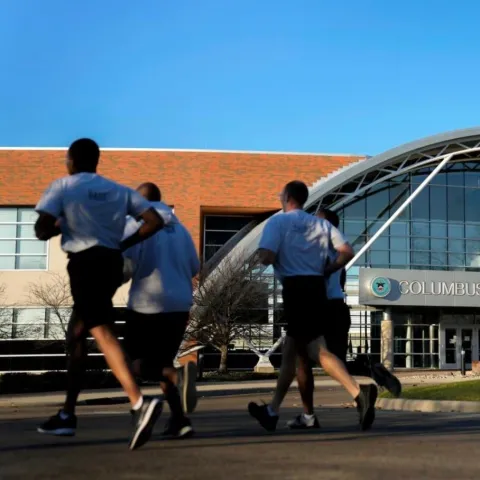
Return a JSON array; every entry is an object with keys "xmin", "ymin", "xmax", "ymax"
[
  {"xmin": 0, "ymin": 372, "xmax": 477, "ymax": 408},
  {"xmin": 1, "ymin": 391, "xmax": 479, "ymax": 479}
]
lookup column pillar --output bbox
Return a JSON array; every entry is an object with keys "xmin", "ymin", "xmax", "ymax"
[
  {"xmin": 429, "ymin": 324, "xmax": 436, "ymax": 369},
  {"xmin": 406, "ymin": 316, "xmax": 413, "ymax": 369},
  {"xmin": 381, "ymin": 308, "xmax": 394, "ymax": 371}
]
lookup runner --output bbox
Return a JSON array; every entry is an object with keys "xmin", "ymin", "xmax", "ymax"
[
  {"xmin": 287, "ymin": 207, "xmax": 401, "ymax": 430},
  {"xmin": 122, "ymin": 182, "xmax": 200, "ymax": 438},
  {"xmin": 248, "ymin": 180, "xmax": 378, "ymax": 432},
  {"xmin": 35, "ymin": 138, "xmax": 165, "ymax": 450}
]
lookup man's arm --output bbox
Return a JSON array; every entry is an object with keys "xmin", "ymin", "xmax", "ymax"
[
  {"xmin": 34, "ymin": 180, "xmax": 64, "ymax": 241},
  {"xmin": 256, "ymin": 216, "xmax": 282, "ymax": 266},
  {"xmin": 34, "ymin": 212, "xmax": 61, "ymax": 241},
  {"xmin": 324, "ymin": 225, "xmax": 354, "ymax": 276},
  {"xmin": 257, "ymin": 248, "xmax": 276, "ymax": 266},
  {"xmin": 120, "ymin": 207, "xmax": 164, "ymax": 252}
]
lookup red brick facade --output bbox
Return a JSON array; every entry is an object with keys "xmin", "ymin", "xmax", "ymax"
[{"xmin": 0, "ymin": 149, "xmax": 362, "ymax": 252}]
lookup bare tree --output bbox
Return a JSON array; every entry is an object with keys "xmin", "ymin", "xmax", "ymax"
[
  {"xmin": 27, "ymin": 272, "xmax": 72, "ymax": 339},
  {"xmin": 0, "ymin": 283, "xmax": 14, "ymax": 339},
  {"xmin": 187, "ymin": 251, "xmax": 269, "ymax": 373}
]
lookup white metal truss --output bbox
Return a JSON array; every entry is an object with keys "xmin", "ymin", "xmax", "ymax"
[{"xmin": 309, "ymin": 138, "xmax": 480, "ymax": 215}]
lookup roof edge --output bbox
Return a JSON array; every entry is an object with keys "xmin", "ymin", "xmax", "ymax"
[{"xmin": 0, "ymin": 146, "xmax": 365, "ymax": 157}]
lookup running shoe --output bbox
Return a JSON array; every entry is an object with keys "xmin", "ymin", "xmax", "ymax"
[
  {"xmin": 371, "ymin": 363, "xmax": 402, "ymax": 398},
  {"xmin": 355, "ymin": 384, "xmax": 378, "ymax": 431},
  {"xmin": 180, "ymin": 361, "xmax": 198, "ymax": 414},
  {"xmin": 287, "ymin": 414, "xmax": 321, "ymax": 430},
  {"xmin": 163, "ymin": 416, "xmax": 194, "ymax": 439},
  {"xmin": 129, "ymin": 396, "xmax": 163, "ymax": 451},
  {"xmin": 37, "ymin": 410, "xmax": 77, "ymax": 436},
  {"xmin": 248, "ymin": 402, "xmax": 278, "ymax": 432}
]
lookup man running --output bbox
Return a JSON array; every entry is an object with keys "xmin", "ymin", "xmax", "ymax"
[
  {"xmin": 122, "ymin": 182, "xmax": 200, "ymax": 438},
  {"xmin": 248, "ymin": 180, "xmax": 378, "ymax": 432},
  {"xmin": 287, "ymin": 207, "xmax": 401, "ymax": 429},
  {"xmin": 35, "ymin": 138, "xmax": 165, "ymax": 450}
]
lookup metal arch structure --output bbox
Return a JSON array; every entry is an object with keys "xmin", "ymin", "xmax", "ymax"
[{"xmin": 211, "ymin": 127, "xmax": 480, "ymax": 273}]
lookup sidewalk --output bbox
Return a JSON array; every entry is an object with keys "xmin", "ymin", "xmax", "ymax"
[{"xmin": 1, "ymin": 372, "xmax": 478, "ymax": 408}]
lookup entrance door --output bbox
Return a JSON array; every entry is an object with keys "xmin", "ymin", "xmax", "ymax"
[{"xmin": 440, "ymin": 326, "xmax": 479, "ymax": 369}]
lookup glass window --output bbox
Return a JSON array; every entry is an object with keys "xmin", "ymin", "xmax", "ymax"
[
  {"xmin": 412, "ymin": 222, "xmax": 429, "ymax": 237},
  {"xmin": 431, "ymin": 238, "xmax": 447, "ymax": 252},
  {"xmin": 431, "ymin": 251, "xmax": 447, "ymax": 267},
  {"xmin": 412, "ymin": 237, "xmax": 429, "ymax": 251},
  {"xmin": 204, "ymin": 215, "xmax": 253, "ymax": 231},
  {"xmin": 342, "ymin": 197, "xmax": 366, "ymax": 219},
  {"xmin": 447, "ymin": 186, "xmax": 465, "ymax": 222},
  {"xmin": 430, "ymin": 185, "xmax": 447, "ymax": 221},
  {"xmin": 466, "ymin": 240, "xmax": 480, "ymax": 254},
  {"xmin": 389, "ymin": 221, "xmax": 409, "ymax": 237},
  {"xmin": 14, "ymin": 308, "xmax": 46, "ymax": 339},
  {"xmin": 0, "ymin": 224, "xmax": 17, "ymax": 238},
  {"xmin": 16, "ymin": 256, "xmax": 47, "ymax": 270},
  {"xmin": 466, "ymin": 225, "xmax": 480, "ymax": 240},
  {"xmin": 449, "ymin": 239, "xmax": 464, "ymax": 253},
  {"xmin": 366, "ymin": 184, "xmax": 389, "ymax": 220},
  {"xmin": 343, "ymin": 220, "xmax": 366, "ymax": 236},
  {"xmin": 465, "ymin": 188, "xmax": 480, "ymax": 223},
  {"xmin": 0, "ymin": 308, "xmax": 14, "ymax": 338},
  {"xmin": 204, "ymin": 231, "xmax": 236, "ymax": 246},
  {"xmin": 412, "ymin": 252, "xmax": 430, "ymax": 265},
  {"xmin": 0, "ymin": 208, "xmax": 47, "ymax": 271},
  {"xmin": 448, "ymin": 224, "xmax": 464, "ymax": 239},
  {"xmin": 431, "ymin": 222, "xmax": 447, "ymax": 238},
  {"xmin": 390, "ymin": 236, "xmax": 408, "ymax": 250},
  {"xmin": 390, "ymin": 251, "xmax": 408, "ymax": 265},
  {"xmin": 0, "ymin": 256, "xmax": 15, "ymax": 269},
  {"xmin": 389, "ymin": 183, "xmax": 410, "ymax": 219},
  {"xmin": 0, "ymin": 209, "xmax": 17, "ymax": 223},
  {"xmin": 369, "ymin": 251, "xmax": 389, "ymax": 266}
]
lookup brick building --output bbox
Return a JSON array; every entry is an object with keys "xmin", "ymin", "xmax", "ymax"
[{"xmin": 0, "ymin": 147, "xmax": 362, "ymax": 372}]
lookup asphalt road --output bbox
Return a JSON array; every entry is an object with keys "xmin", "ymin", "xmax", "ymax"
[{"xmin": 1, "ymin": 388, "xmax": 480, "ymax": 480}]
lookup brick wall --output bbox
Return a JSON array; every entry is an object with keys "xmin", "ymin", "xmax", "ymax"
[{"xmin": 0, "ymin": 149, "xmax": 363, "ymax": 251}]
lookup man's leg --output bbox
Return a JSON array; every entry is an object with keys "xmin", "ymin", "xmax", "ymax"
[
  {"xmin": 248, "ymin": 336, "xmax": 297, "ymax": 432},
  {"xmin": 286, "ymin": 356, "xmax": 320, "ymax": 430},
  {"xmin": 308, "ymin": 336, "xmax": 377, "ymax": 431},
  {"xmin": 63, "ymin": 313, "xmax": 88, "ymax": 416},
  {"xmin": 37, "ymin": 312, "xmax": 87, "ymax": 436}
]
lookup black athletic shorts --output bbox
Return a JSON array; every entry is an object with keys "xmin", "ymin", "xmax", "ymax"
[
  {"xmin": 281, "ymin": 276, "xmax": 327, "ymax": 342},
  {"xmin": 67, "ymin": 246, "xmax": 123, "ymax": 331},
  {"xmin": 124, "ymin": 310, "xmax": 189, "ymax": 374},
  {"xmin": 324, "ymin": 299, "xmax": 351, "ymax": 363}
]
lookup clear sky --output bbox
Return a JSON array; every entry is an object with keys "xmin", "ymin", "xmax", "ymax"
[{"xmin": 1, "ymin": 0, "xmax": 480, "ymax": 155}]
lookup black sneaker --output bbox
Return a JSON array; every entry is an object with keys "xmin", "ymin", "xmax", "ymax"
[
  {"xmin": 355, "ymin": 384, "xmax": 378, "ymax": 431},
  {"xmin": 248, "ymin": 402, "xmax": 278, "ymax": 432},
  {"xmin": 129, "ymin": 396, "xmax": 163, "ymax": 451},
  {"xmin": 163, "ymin": 416, "xmax": 194, "ymax": 439},
  {"xmin": 37, "ymin": 410, "xmax": 77, "ymax": 436},
  {"xmin": 371, "ymin": 363, "xmax": 402, "ymax": 398},
  {"xmin": 181, "ymin": 362, "xmax": 198, "ymax": 414},
  {"xmin": 287, "ymin": 414, "xmax": 321, "ymax": 430}
]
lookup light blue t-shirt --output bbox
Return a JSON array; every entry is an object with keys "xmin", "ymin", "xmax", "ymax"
[
  {"xmin": 258, "ymin": 209, "xmax": 348, "ymax": 281},
  {"xmin": 325, "ymin": 251, "xmax": 345, "ymax": 300},
  {"xmin": 123, "ymin": 202, "xmax": 200, "ymax": 314},
  {"xmin": 35, "ymin": 173, "xmax": 150, "ymax": 253}
]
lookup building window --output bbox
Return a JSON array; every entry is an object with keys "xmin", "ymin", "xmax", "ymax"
[
  {"xmin": 0, "ymin": 308, "xmax": 71, "ymax": 340},
  {"xmin": 203, "ymin": 215, "xmax": 253, "ymax": 261},
  {"xmin": 0, "ymin": 208, "xmax": 47, "ymax": 270}
]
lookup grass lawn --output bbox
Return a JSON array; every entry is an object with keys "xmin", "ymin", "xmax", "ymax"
[{"xmin": 380, "ymin": 379, "xmax": 480, "ymax": 402}]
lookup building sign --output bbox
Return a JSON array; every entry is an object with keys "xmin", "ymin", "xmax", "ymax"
[{"xmin": 359, "ymin": 268, "xmax": 480, "ymax": 307}]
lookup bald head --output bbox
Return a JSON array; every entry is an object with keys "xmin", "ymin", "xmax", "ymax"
[{"xmin": 137, "ymin": 182, "xmax": 161, "ymax": 202}]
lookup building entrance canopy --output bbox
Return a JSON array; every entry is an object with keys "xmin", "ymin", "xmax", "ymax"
[{"xmin": 360, "ymin": 268, "xmax": 480, "ymax": 308}]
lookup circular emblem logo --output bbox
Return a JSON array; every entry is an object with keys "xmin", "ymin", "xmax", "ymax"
[{"xmin": 370, "ymin": 277, "xmax": 391, "ymax": 298}]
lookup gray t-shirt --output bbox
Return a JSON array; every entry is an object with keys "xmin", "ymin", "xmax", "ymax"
[
  {"xmin": 258, "ymin": 209, "xmax": 348, "ymax": 280},
  {"xmin": 35, "ymin": 173, "xmax": 150, "ymax": 253}
]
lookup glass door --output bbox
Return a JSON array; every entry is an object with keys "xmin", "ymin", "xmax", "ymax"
[
  {"xmin": 440, "ymin": 326, "xmax": 479, "ymax": 369},
  {"xmin": 443, "ymin": 328, "xmax": 458, "ymax": 368}
]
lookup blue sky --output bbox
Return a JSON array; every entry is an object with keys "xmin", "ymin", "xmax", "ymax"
[{"xmin": 1, "ymin": 0, "xmax": 480, "ymax": 155}]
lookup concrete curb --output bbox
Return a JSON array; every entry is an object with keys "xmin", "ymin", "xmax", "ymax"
[{"xmin": 377, "ymin": 398, "xmax": 480, "ymax": 414}]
